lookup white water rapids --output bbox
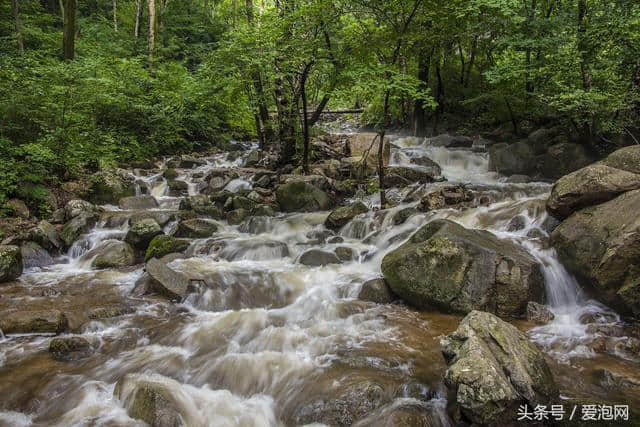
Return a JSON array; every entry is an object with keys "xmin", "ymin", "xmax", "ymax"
[{"xmin": 0, "ymin": 136, "xmax": 636, "ymax": 426}]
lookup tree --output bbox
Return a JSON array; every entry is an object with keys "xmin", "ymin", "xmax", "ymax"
[
  {"xmin": 11, "ymin": 0, "xmax": 24, "ymax": 55},
  {"xmin": 62, "ymin": 0, "xmax": 76, "ymax": 60}
]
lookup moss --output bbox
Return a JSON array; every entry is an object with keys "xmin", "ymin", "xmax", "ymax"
[
  {"xmin": 0, "ymin": 245, "xmax": 23, "ymax": 282},
  {"xmin": 276, "ymin": 181, "xmax": 332, "ymax": 212},
  {"xmin": 145, "ymin": 235, "xmax": 190, "ymax": 261},
  {"xmin": 87, "ymin": 170, "xmax": 135, "ymax": 204},
  {"xmin": 163, "ymin": 168, "xmax": 179, "ymax": 180}
]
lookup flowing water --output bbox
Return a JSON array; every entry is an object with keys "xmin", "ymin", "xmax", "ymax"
[{"xmin": 1, "ymin": 136, "xmax": 639, "ymax": 426}]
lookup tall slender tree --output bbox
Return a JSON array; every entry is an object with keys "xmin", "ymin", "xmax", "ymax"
[
  {"xmin": 62, "ymin": 0, "xmax": 76, "ymax": 60},
  {"xmin": 12, "ymin": 0, "xmax": 24, "ymax": 55}
]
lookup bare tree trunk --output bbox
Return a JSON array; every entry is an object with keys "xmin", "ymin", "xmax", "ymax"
[
  {"xmin": 135, "ymin": 0, "xmax": 142, "ymax": 38},
  {"xmin": 378, "ymin": 90, "xmax": 390, "ymax": 208},
  {"xmin": 148, "ymin": 0, "xmax": 156, "ymax": 63},
  {"xmin": 301, "ymin": 62, "xmax": 313, "ymax": 173},
  {"xmin": 457, "ymin": 42, "xmax": 465, "ymax": 85},
  {"xmin": 413, "ymin": 47, "xmax": 432, "ymax": 136},
  {"xmin": 464, "ymin": 36, "xmax": 477, "ymax": 87},
  {"xmin": 12, "ymin": 0, "xmax": 24, "ymax": 55},
  {"xmin": 62, "ymin": 0, "xmax": 76, "ymax": 60},
  {"xmin": 432, "ymin": 51, "xmax": 444, "ymax": 136},
  {"xmin": 577, "ymin": 0, "xmax": 593, "ymax": 143},
  {"xmin": 113, "ymin": 0, "xmax": 118, "ymax": 31}
]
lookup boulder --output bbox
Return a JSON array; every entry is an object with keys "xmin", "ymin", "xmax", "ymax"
[
  {"xmin": 130, "ymin": 211, "xmax": 174, "ymax": 228},
  {"xmin": 118, "ymin": 195, "xmax": 159, "ymax": 210},
  {"xmin": 83, "ymin": 240, "xmax": 136, "ymax": 269},
  {"xmin": 392, "ymin": 207, "xmax": 418, "ymax": 225},
  {"xmin": 381, "ymin": 220, "xmax": 545, "ymax": 317},
  {"xmin": 179, "ymin": 154, "xmax": 206, "ymax": 168},
  {"xmin": 358, "ymin": 278, "xmax": 395, "ymax": 304},
  {"xmin": 546, "ymin": 164, "xmax": 640, "ymax": 219},
  {"xmin": 163, "ymin": 168, "xmax": 179, "ymax": 180},
  {"xmin": 49, "ymin": 336, "xmax": 93, "ymax": 361},
  {"xmin": 65, "ymin": 199, "xmax": 98, "ymax": 220},
  {"xmin": 489, "ymin": 141, "xmax": 536, "ymax": 176},
  {"xmin": 540, "ymin": 143, "xmax": 594, "ymax": 180},
  {"xmin": 418, "ymin": 186, "xmax": 474, "ymax": 212},
  {"xmin": 276, "ymin": 181, "xmax": 333, "ymax": 212},
  {"xmin": 526, "ymin": 301, "xmax": 555, "ymax": 324},
  {"xmin": 0, "ymin": 309, "xmax": 68, "ymax": 334},
  {"xmin": 145, "ymin": 236, "xmax": 191, "ymax": 261},
  {"xmin": 125, "ymin": 218, "xmax": 163, "ymax": 250},
  {"xmin": 173, "ymin": 218, "xmax": 219, "ymax": 238},
  {"xmin": 0, "ymin": 245, "xmax": 23, "ymax": 282},
  {"xmin": 550, "ymin": 189, "xmax": 640, "ymax": 315},
  {"xmin": 6, "ymin": 199, "xmax": 30, "ymax": 218},
  {"xmin": 146, "ymin": 258, "xmax": 197, "ymax": 300},
  {"xmin": 114, "ymin": 373, "xmax": 186, "ymax": 427},
  {"xmin": 409, "ymin": 156, "xmax": 442, "ymax": 177},
  {"xmin": 20, "ymin": 241, "xmax": 53, "ymax": 269},
  {"xmin": 505, "ymin": 174, "xmax": 532, "ymax": 184},
  {"xmin": 427, "ymin": 133, "xmax": 473, "ymax": 148},
  {"xmin": 383, "ymin": 167, "xmax": 438, "ymax": 186},
  {"xmin": 526, "ymin": 128, "xmax": 559, "ymax": 155},
  {"xmin": 334, "ymin": 247, "xmax": 354, "ymax": 262},
  {"xmin": 243, "ymin": 149, "xmax": 261, "ymax": 167},
  {"xmin": 347, "ymin": 132, "xmax": 390, "ymax": 166},
  {"xmin": 29, "ymin": 220, "xmax": 62, "ymax": 252},
  {"xmin": 226, "ymin": 208, "xmax": 249, "ymax": 225},
  {"xmin": 167, "ymin": 180, "xmax": 189, "ymax": 195},
  {"xmin": 298, "ymin": 249, "xmax": 342, "ymax": 267},
  {"xmin": 87, "ymin": 169, "xmax": 135, "ymax": 205},
  {"xmin": 601, "ymin": 145, "xmax": 640, "ymax": 174},
  {"xmin": 440, "ymin": 311, "xmax": 558, "ymax": 425},
  {"xmin": 325, "ymin": 202, "xmax": 368, "ymax": 230},
  {"xmin": 60, "ymin": 213, "xmax": 97, "ymax": 247}
]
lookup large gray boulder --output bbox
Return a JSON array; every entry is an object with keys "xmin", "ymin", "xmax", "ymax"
[
  {"xmin": 64, "ymin": 199, "xmax": 98, "ymax": 220},
  {"xmin": 87, "ymin": 169, "xmax": 135, "ymax": 205},
  {"xmin": 298, "ymin": 249, "xmax": 342, "ymax": 267},
  {"xmin": 114, "ymin": 373, "xmax": 186, "ymax": 427},
  {"xmin": 540, "ymin": 143, "xmax": 594, "ymax": 179},
  {"xmin": 145, "ymin": 235, "xmax": 191, "ymax": 261},
  {"xmin": 0, "ymin": 245, "xmax": 23, "ymax": 282},
  {"xmin": 383, "ymin": 166, "xmax": 439, "ymax": 188},
  {"xmin": 546, "ymin": 164, "xmax": 640, "ymax": 219},
  {"xmin": 20, "ymin": 241, "xmax": 53, "ymax": 269},
  {"xmin": 125, "ymin": 218, "xmax": 164, "ymax": 250},
  {"xmin": 325, "ymin": 202, "xmax": 368, "ymax": 230},
  {"xmin": 173, "ymin": 218, "xmax": 220, "ymax": 238},
  {"xmin": 145, "ymin": 258, "xmax": 197, "ymax": 301},
  {"xmin": 0, "ymin": 309, "xmax": 68, "ymax": 334},
  {"xmin": 427, "ymin": 133, "xmax": 473, "ymax": 148},
  {"xmin": 381, "ymin": 220, "xmax": 545, "ymax": 317},
  {"xmin": 29, "ymin": 220, "xmax": 62, "ymax": 252},
  {"xmin": 440, "ymin": 311, "xmax": 558, "ymax": 425},
  {"xmin": 118, "ymin": 195, "xmax": 159, "ymax": 210},
  {"xmin": 551, "ymin": 189, "xmax": 640, "ymax": 315},
  {"xmin": 601, "ymin": 145, "xmax": 640, "ymax": 174},
  {"xmin": 60, "ymin": 213, "xmax": 97, "ymax": 248},
  {"xmin": 489, "ymin": 141, "xmax": 536, "ymax": 176},
  {"xmin": 276, "ymin": 181, "xmax": 333, "ymax": 212}
]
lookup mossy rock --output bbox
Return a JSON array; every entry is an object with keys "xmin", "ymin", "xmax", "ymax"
[
  {"xmin": 87, "ymin": 169, "xmax": 135, "ymax": 205},
  {"xmin": 0, "ymin": 245, "xmax": 23, "ymax": 283},
  {"xmin": 325, "ymin": 202, "xmax": 368, "ymax": 230},
  {"xmin": 276, "ymin": 181, "xmax": 333, "ymax": 212},
  {"xmin": 125, "ymin": 218, "xmax": 164, "ymax": 251},
  {"xmin": 145, "ymin": 236, "xmax": 190, "ymax": 261}
]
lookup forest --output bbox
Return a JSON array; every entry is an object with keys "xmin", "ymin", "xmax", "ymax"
[
  {"xmin": 1, "ymin": 1, "xmax": 640, "ymax": 426},
  {"xmin": 1, "ymin": 0, "xmax": 639, "ymax": 214}
]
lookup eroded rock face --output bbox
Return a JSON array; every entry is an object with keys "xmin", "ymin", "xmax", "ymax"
[
  {"xmin": 325, "ymin": 202, "xmax": 368, "ymax": 230},
  {"xmin": 381, "ymin": 220, "xmax": 544, "ymax": 317},
  {"xmin": 546, "ymin": 164, "xmax": 640, "ymax": 219},
  {"xmin": 440, "ymin": 311, "xmax": 558, "ymax": 425},
  {"xmin": 276, "ymin": 181, "xmax": 333, "ymax": 212},
  {"xmin": 551, "ymin": 189, "xmax": 640, "ymax": 315},
  {"xmin": 114, "ymin": 373, "xmax": 186, "ymax": 427},
  {"xmin": 0, "ymin": 244, "xmax": 23, "ymax": 282}
]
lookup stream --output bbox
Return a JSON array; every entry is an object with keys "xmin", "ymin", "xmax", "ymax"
[{"xmin": 0, "ymin": 134, "xmax": 638, "ymax": 426}]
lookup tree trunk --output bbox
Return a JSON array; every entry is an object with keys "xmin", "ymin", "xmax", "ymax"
[
  {"xmin": 148, "ymin": 0, "xmax": 156, "ymax": 63},
  {"xmin": 457, "ymin": 42, "xmax": 465, "ymax": 85},
  {"xmin": 432, "ymin": 52, "xmax": 444, "ymax": 136},
  {"xmin": 464, "ymin": 36, "xmax": 477, "ymax": 87},
  {"xmin": 62, "ymin": 0, "xmax": 76, "ymax": 60},
  {"xmin": 378, "ymin": 90, "xmax": 391, "ymax": 208},
  {"xmin": 135, "ymin": 0, "xmax": 142, "ymax": 38},
  {"xmin": 301, "ymin": 63, "xmax": 312, "ymax": 173},
  {"xmin": 12, "ymin": 0, "xmax": 24, "ymax": 55},
  {"xmin": 112, "ymin": 0, "xmax": 118, "ymax": 32},
  {"xmin": 413, "ymin": 47, "xmax": 432, "ymax": 136},
  {"xmin": 577, "ymin": 0, "xmax": 593, "ymax": 143}
]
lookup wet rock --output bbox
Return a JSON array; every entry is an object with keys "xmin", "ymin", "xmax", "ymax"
[
  {"xmin": 163, "ymin": 168, "xmax": 179, "ymax": 180},
  {"xmin": 50, "ymin": 208, "xmax": 66, "ymax": 224},
  {"xmin": 238, "ymin": 216, "xmax": 275, "ymax": 234},
  {"xmin": 226, "ymin": 208, "xmax": 249, "ymax": 225},
  {"xmin": 489, "ymin": 141, "xmax": 536, "ymax": 176},
  {"xmin": 87, "ymin": 169, "xmax": 136, "ymax": 205},
  {"xmin": 506, "ymin": 174, "xmax": 532, "ymax": 184},
  {"xmin": 216, "ymin": 238, "xmax": 290, "ymax": 261},
  {"xmin": 0, "ymin": 309, "xmax": 68, "ymax": 334},
  {"xmin": 20, "ymin": 241, "xmax": 53, "ymax": 269},
  {"xmin": 87, "ymin": 305, "xmax": 134, "ymax": 320},
  {"xmin": 276, "ymin": 181, "xmax": 333, "ymax": 212},
  {"xmin": 254, "ymin": 174, "xmax": 272, "ymax": 189},
  {"xmin": 547, "ymin": 164, "xmax": 640, "ymax": 220},
  {"xmin": 418, "ymin": 186, "xmax": 473, "ymax": 212},
  {"xmin": 179, "ymin": 154, "xmax": 206, "ymax": 168},
  {"xmin": 167, "ymin": 180, "xmax": 188, "ymax": 196},
  {"xmin": 593, "ymin": 368, "xmax": 640, "ymax": 389},
  {"xmin": 327, "ymin": 236, "xmax": 344, "ymax": 244},
  {"xmin": 305, "ymin": 230, "xmax": 335, "ymax": 244},
  {"xmin": 409, "ymin": 156, "xmax": 442, "ymax": 176},
  {"xmin": 173, "ymin": 218, "xmax": 219, "ymax": 238},
  {"xmin": 602, "ymin": 145, "xmax": 640, "ymax": 174},
  {"xmin": 298, "ymin": 249, "xmax": 342, "ymax": 267},
  {"xmin": 146, "ymin": 258, "xmax": 197, "ymax": 301},
  {"xmin": 551, "ymin": 189, "xmax": 640, "ymax": 315},
  {"xmin": 419, "ymin": 191, "xmax": 446, "ymax": 211},
  {"xmin": 441, "ymin": 311, "xmax": 558, "ymax": 425},
  {"xmin": 118, "ymin": 195, "xmax": 159, "ymax": 210},
  {"xmin": 325, "ymin": 202, "xmax": 368, "ymax": 230},
  {"xmin": 179, "ymin": 195, "xmax": 222, "ymax": 218},
  {"xmin": 347, "ymin": 132, "xmax": 390, "ymax": 166},
  {"xmin": 130, "ymin": 211, "xmax": 174, "ymax": 228},
  {"xmin": 208, "ymin": 175, "xmax": 230, "ymax": 193},
  {"xmin": 243, "ymin": 149, "xmax": 261, "ymax": 167},
  {"xmin": 49, "ymin": 336, "xmax": 93, "ymax": 361},
  {"xmin": 427, "ymin": 133, "xmax": 473, "ymax": 148},
  {"xmin": 355, "ymin": 402, "xmax": 443, "ymax": 427},
  {"xmin": 229, "ymin": 196, "xmax": 257, "ymax": 212},
  {"xmin": 381, "ymin": 219, "xmax": 545, "ymax": 316},
  {"xmin": 0, "ymin": 245, "xmax": 23, "ymax": 282},
  {"xmin": 334, "ymin": 246, "xmax": 354, "ymax": 262},
  {"xmin": 293, "ymin": 379, "xmax": 387, "ymax": 427},
  {"xmin": 358, "ymin": 278, "xmax": 395, "ymax": 304},
  {"xmin": 145, "ymin": 235, "xmax": 190, "ymax": 261},
  {"xmin": 114, "ymin": 373, "xmax": 186, "ymax": 427},
  {"xmin": 125, "ymin": 218, "xmax": 164, "ymax": 251},
  {"xmin": 540, "ymin": 143, "xmax": 595, "ymax": 180},
  {"xmin": 83, "ymin": 240, "xmax": 136, "ymax": 269},
  {"xmin": 65, "ymin": 199, "xmax": 98, "ymax": 220},
  {"xmin": 253, "ymin": 204, "xmax": 276, "ymax": 217},
  {"xmin": 60, "ymin": 213, "xmax": 97, "ymax": 248},
  {"xmin": 526, "ymin": 301, "xmax": 555, "ymax": 324},
  {"xmin": 392, "ymin": 207, "xmax": 417, "ymax": 225},
  {"xmin": 29, "ymin": 220, "xmax": 62, "ymax": 252},
  {"xmin": 507, "ymin": 215, "xmax": 527, "ymax": 231},
  {"xmin": 384, "ymin": 167, "xmax": 438, "ymax": 186},
  {"xmin": 6, "ymin": 199, "xmax": 30, "ymax": 218}
]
